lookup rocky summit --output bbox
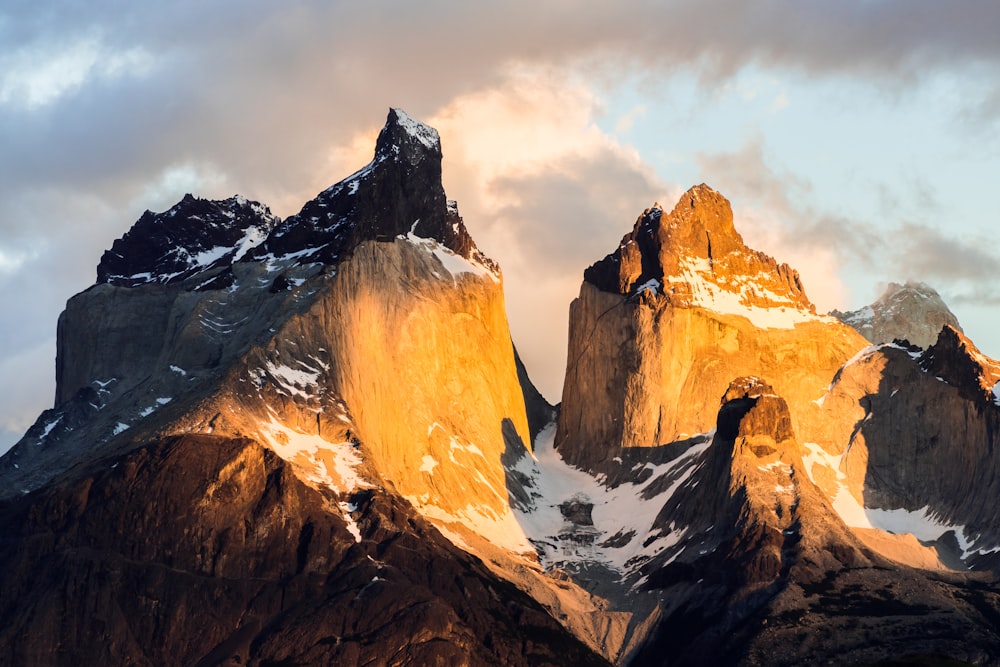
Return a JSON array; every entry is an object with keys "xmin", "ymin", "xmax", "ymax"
[
  {"xmin": 832, "ymin": 281, "xmax": 963, "ymax": 349},
  {"xmin": 2, "ymin": 110, "xmax": 1000, "ymax": 666}
]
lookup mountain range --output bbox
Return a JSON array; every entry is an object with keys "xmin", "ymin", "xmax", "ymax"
[{"xmin": 2, "ymin": 109, "xmax": 999, "ymax": 666}]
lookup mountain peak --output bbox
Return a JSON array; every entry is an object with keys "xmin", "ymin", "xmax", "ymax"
[
  {"xmin": 97, "ymin": 195, "xmax": 279, "ymax": 287},
  {"xmin": 375, "ymin": 108, "xmax": 442, "ymax": 163},
  {"xmin": 251, "ymin": 108, "xmax": 492, "ymax": 272},
  {"xmin": 583, "ymin": 185, "xmax": 816, "ymax": 324},
  {"xmin": 920, "ymin": 324, "xmax": 1000, "ymax": 403},
  {"xmin": 831, "ymin": 280, "xmax": 962, "ymax": 348},
  {"xmin": 664, "ymin": 183, "xmax": 745, "ymax": 262}
]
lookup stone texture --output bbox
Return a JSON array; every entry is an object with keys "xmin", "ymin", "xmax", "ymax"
[
  {"xmin": 630, "ymin": 378, "xmax": 1000, "ymax": 667},
  {"xmin": 811, "ymin": 328, "xmax": 1000, "ymax": 550}
]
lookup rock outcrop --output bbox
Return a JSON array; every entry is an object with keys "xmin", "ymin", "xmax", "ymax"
[
  {"xmin": 831, "ymin": 281, "xmax": 963, "ymax": 349},
  {"xmin": 629, "ymin": 377, "xmax": 1000, "ymax": 667},
  {"xmin": 557, "ymin": 185, "xmax": 868, "ymax": 473},
  {"xmin": 805, "ymin": 326, "xmax": 1000, "ymax": 567}
]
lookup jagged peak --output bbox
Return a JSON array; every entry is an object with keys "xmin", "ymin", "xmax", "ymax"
[
  {"xmin": 375, "ymin": 108, "xmax": 442, "ymax": 162},
  {"xmin": 250, "ymin": 108, "xmax": 494, "ymax": 274},
  {"xmin": 583, "ymin": 185, "xmax": 819, "ymax": 328},
  {"xmin": 97, "ymin": 194, "xmax": 279, "ymax": 287},
  {"xmin": 832, "ymin": 279, "xmax": 962, "ymax": 348},
  {"xmin": 919, "ymin": 325, "xmax": 1000, "ymax": 404},
  {"xmin": 97, "ymin": 110, "xmax": 497, "ymax": 289}
]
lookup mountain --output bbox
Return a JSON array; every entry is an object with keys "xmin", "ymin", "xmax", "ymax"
[
  {"xmin": 831, "ymin": 281, "xmax": 963, "ymax": 348},
  {"xmin": 0, "ymin": 109, "xmax": 605, "ymax": 666},
  {"xmin": 551, "ymin": 185, "xmax": 1000, "ymax": 664},
  {"xmin": 557, "ymin": 185, "xmax": 866, "ymax": 473},
  {"xmin": 2, "ymin": 111, "xmax": 1000, "ymax": 666}
]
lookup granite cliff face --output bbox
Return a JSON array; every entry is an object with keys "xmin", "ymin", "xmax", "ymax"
[
  {"xmin": 5, "ymin": 110, "xmax": 530, "ymax": 535},
  {"xmin": 832, "ymin": 281, "xmax": 963, "ymax": 348},
  {"xmin": 3, "ymin": 112, "xmax": 1000, "ymax": 666},
  {"xmin": 557, "ymin": 185, "xmax": 867, "ymax": 472}
]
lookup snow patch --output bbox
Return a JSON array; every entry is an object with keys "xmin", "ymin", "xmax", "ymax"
[
  {"xmin": 264, "ymin": 360, "xmax": 322, "ymax": 398},
  {"xmin": 419, "ymin": 455, "xmax": 439, "ymax": 474},
  {"xmin": 259, "ymin": 416, "xmax": 371, "ymax": 494},
  {"xmin": 633, "ymin": 278, "xmax": 661, "ymax": 297},
  {"xmin": 508, "ymin": 422, "xmax": 713, "ymax": 576},
  {"xmin": 40, "ymin": 417, "xmax": 62, "ymax": 439},
  {"xmin": 399, "ymin": 230, "xmax": 499, "ymax": 283},
  {"xmin": 338, "ymin": 501, "xmax": 363, "ymax": 543},
  {"xmin": 802, "ymin": 441, "xmax": 998, "ymax": 561},
  {"xmin": 393, "ymin": 109, "xmax": 440, "ymax": 151},
  {"xmin": 671, "ymin": 257, "xmax": 830, "ymax": 329}
]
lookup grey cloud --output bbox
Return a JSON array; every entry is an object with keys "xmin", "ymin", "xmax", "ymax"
[
  {"xmin": 695, "ymin": 138, "xmax": 884, "ymax": 267},
  {"xmin": 488, "ymin": 150, "xmax": 663, "ymax": 275},
  {"xmin": 893, "ymin": 222, "xmax": 1000, "ymax": 283}
]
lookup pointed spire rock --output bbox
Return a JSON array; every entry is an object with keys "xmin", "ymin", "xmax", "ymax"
[{"xmin": 253, "ymin": 108, "xmax": 488, "ymax": 269}]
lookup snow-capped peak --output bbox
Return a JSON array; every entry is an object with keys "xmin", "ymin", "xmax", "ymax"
[{"xmin": 389, "ymin": 107, "xmax": 440, "ymax": 151}]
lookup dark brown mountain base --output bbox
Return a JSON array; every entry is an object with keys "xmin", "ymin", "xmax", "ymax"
[{"xmin": 0, "ymin": 434, "xmax": 608, "ymax": 667}]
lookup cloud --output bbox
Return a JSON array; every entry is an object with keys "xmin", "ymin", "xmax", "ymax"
[
  {"xmin": 0, "ymin": 337, "xmax": 56, "ymax": 453},
  {"xmin": 3, "ymin": 1, "xmax": 1000, "ymax": 444},
  {"xmin": 0, "ymin": 33, "xmax": 153, "ymax": 110},
  {"xmin": 893, "ymin": 222, "xmax": 1000, "ymax": 284}
]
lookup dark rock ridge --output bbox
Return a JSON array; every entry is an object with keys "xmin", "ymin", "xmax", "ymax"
[
  {"xmin": 249, "ymin": 107, "xmax": 493, "ymax": 271},
  {"xmin": 832, "ymin": 281, "xmax": 963, "ymax": 349},
  {"xmin": 631, "ymin": 378, "xmax": 1000, "ymax": 666},
  {"xmin": 97, "ymin": 194, "xmax": 279, "ymax": 287},
  {"xmin": 100, "ymin": 107, "xmax": 492, "ymax": 291},
  {"xmin": 0, "ymin": 435, "xmax": 608, "ymax": 667}
]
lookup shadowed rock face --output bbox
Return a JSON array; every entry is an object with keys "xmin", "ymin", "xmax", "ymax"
[
  {"xmin": 97, "ymin": 195, "xmax": 280, "ymax": 288},
  {"xmin": 631, "ymin": 378, "xmax": 1000, "ymax": 667},
  {"xmin": 812, "ymin": 327, "xmax": 1000, "ymax": 555},
  {"xmin": 832, "ymin": 281, "xmax": 963, "ymax": 349},
  {"xmin": 0, "ymin": 435, "xmax": 609, "ymax": 667}
]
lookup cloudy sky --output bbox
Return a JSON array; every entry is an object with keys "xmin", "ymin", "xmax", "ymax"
[{"xmin": 2, "ymin": 1, "xmax": 999, "ymax": 451}]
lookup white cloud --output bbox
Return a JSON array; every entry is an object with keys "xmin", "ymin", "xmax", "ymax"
[
  {"xmin": 0, "ymin": 34, "xmax": 153, "ymax": 110},
  {"xmin": 0, "ymin": 338, "xmax": 54, "ymax": 454},
  {"xmin": 136, "ymin": 163, "xmax": 231, "ymax": 213}
]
